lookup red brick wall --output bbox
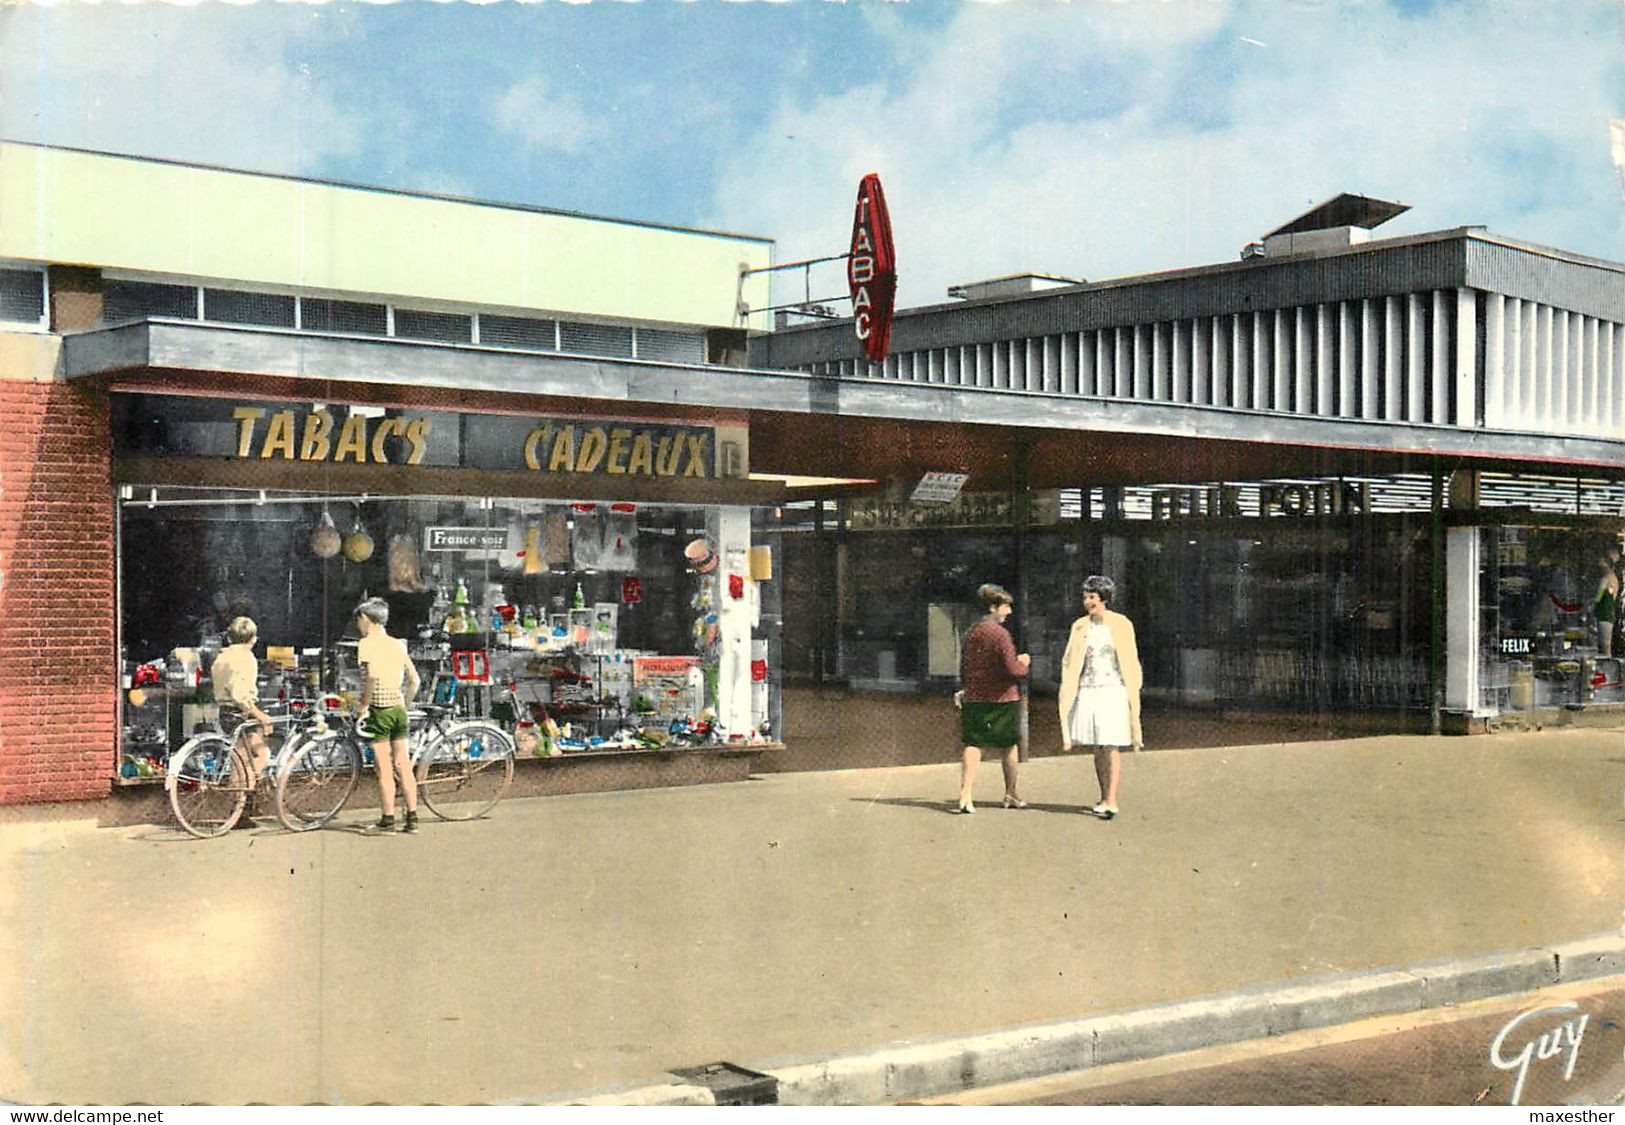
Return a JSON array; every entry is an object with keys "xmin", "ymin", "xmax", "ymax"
[{"xmin": 0, "ymin": 381, "xmax": 115, "ymax": 803}]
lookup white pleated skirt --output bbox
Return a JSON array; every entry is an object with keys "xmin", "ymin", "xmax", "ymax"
[{"xmin": 1069, "ymin": 682, "xmax": 1132, "ymax": 747}]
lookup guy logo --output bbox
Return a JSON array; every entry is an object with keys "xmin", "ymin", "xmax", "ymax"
[{"xmin": 1489, "ymin": 1002, "xmax": 1588, "ymax": 1106}]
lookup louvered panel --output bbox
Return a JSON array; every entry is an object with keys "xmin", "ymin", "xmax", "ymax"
[
  {"xmin": 1230, "ymin": 314, "xmax": 1248, "ymax": 408},
  {"xmin": 1114, "ymin": 327, "xmax": 1132, "ymax": 398},
  {"xmin": 1290, "ymin": 307, "xmax": 1310, "ymax": 414},
  {"xmin": 978, "ymin": 342, "xmax": 994, "ymax": 387},
  {"xmin": 1315, "ymin": 304, "xmax": 1335, "ymax": 418},
  {"xmin": 1534, "ymin": 304, "xmax": 1554, "ymax": 428},
  {"xmin": 1191, "ymin": 317, "xmax": 1211, "ymax": 405},
  {"xmin": 1358, "ymin": 299, "xmax": 1379, "ymax": 420},
  {"xmin": 1404, "ymin": 294, "xmax": 1425, "ymax": 422},
  {"xmin": 1211, "ymin": 316, "xmax": 1231, "ymax": 407},
  {"xmin": 1604, "ymin": 322, "xmax": 1620, "ymax": 436},
  {"xmin": 1553, "ymin": 309, "xmax": 1571, "ymax": 427},
  {"xmin": 1250, "ymin": 311, "xmax": 1270, "ymax": 410},
  {"xmin": 1484, "ymin": 294, "xmax": 1507, "ymax": 427},
  {"xmin": 1429, "ymin": 291, "xmax": 1449, "ymax": 424},
  {"xmin": 635, "ymin": 327, "xmax": 706, "ymax": 364},
  {"xmin": 1582, "ymin": 318, "xmax": 1601, "ymax": 434},
  {"xmin": 1077, "ymin": 330, "xmax": 1096, "ymax": 395},
  {"xmin": 1338, "ymin": 301, "xmax": 1357, "ymax": 418},
  {"xmin": 1454, "ymin": 288, "xmax": 1476, "ymax": 427},
  {"xmin": 1519, "ymin": 299, "xmax": 1539, "ymax": 422},
  {"xmin": 1061, "ymin": 332, "xmax": 1079, "ymax": 394},
  {"xmin": 1171, "ymin": 320, "xmax": 1191, "ymax": 403},
  {"xmin": 1381, "ymin": 296, "xmax": 1401, "ymax": 421}
]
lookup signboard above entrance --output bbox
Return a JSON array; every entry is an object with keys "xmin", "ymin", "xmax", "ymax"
[
  {"xmin": 111, "ymin": 396, "xmax": 747, "ymax": 482},
  {"xmin": 847, "ymin": 173, "xmax": 896, "ymax": 364},
  {"xmin": 909, "ymin": 471, "xmax": 968, "ymax": 506}
]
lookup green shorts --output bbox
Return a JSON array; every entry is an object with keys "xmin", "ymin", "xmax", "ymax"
[
  {"xmin": 363, "ymin": 706, "xmax": 410, "ymax": 742},
  {"xmin": 960, "ymin": 701, "xmax": 1020, "ymax": 749}
]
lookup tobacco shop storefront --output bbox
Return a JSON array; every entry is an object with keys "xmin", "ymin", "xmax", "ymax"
[{"xmin": 112, "ymin": 391, "xmax": 782, "ymax": 797}]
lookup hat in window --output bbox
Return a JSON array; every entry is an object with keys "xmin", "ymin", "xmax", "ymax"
[{"xmin": 683, "ymin": 538, "xmax": 719, "ymax": 574}]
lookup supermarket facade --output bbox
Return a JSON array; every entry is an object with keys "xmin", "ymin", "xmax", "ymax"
[{"xmin": 0, "ymin": 140, "xmax": 1621, "ymax": 806}]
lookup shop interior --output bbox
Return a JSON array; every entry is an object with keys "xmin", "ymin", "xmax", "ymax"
[{"xmin": 117, "ymin": 488, "xmax": 776, "ymax": 781}]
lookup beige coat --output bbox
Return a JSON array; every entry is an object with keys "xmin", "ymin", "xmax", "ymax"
[{"xmin": 1057, "ymin": 610, "xmax": 1143, "ymax": 749}]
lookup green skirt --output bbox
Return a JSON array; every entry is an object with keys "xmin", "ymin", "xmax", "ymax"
[{"xmin": 960, "ymin": 701, "xmax": 1020, "ymax": 749}]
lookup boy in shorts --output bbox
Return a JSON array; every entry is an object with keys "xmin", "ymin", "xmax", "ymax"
[
  {"xmin": 209, "ymin": 616, "xmax": 273, "ymax": 826},
  {"xmin": 355, "ymin": 597, "xmax": 422, "ymax": 833}
]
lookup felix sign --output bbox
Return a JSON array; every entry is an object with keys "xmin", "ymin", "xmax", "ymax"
[{"xmin": 848, "ymin": 173, "xmax": 897, "ymax": 364}]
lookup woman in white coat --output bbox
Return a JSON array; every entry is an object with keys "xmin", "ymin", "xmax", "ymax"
[{"xmin": 1057, "ymin": 575, "xmax": 1143, "ymax": 820}]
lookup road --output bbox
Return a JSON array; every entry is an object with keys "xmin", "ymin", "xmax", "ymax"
[{"xmin": 918, "ymin": 980, "xmax": 1625, "ymax": 1107}]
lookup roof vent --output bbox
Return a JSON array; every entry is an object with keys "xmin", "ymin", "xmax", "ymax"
[
  {"xmin": 947, "ymin": 272, "xmax": 1082, "ymax": 301},
  {"xmin": 1253, "ymin": 193, "xmax": 1410, "ymax": 260}
]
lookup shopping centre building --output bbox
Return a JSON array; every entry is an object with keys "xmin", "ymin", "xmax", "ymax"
[
  {"xmin": 750, "ymin": 195, "xmax": 1625, "ymax": 735},
  {"xmin": 1, "ymin": 141, "xmax": 1620, "ymax": 807}
]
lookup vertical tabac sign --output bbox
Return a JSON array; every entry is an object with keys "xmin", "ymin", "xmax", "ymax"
[{"xmin": 847, "ymin": 173, "xmax": 897, "ymax": 364}]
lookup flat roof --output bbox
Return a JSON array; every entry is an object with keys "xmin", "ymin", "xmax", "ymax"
[{"xmin": 0, "ymin": 138, "xmax": 773, "ymax": 245}]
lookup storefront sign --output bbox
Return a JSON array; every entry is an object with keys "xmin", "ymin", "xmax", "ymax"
[
  {"xmin": 1499, "ymin": 635, "xmax": 1534, "ymax": 656},
  {"xmin": 910, "ymin": 471, "xmax": 969, "ymax": 506},
  {"xmin": 521, "ymin": 420, "xmax": 717, "ymax": 479},
  {"xmin": 424, "ymin": 527, "xmax": 509, "ymax": 552},
  {"xmin": 114, "ymin": 397, "xmax": 742, "ymax": 481},
  {"xmin": 1148, "ymin": 481, "xmax": 1368, "ymax": 520},
  {"xmin": 848, "ymin": 173, "xmax": 896, "ymax": 364},
  {"xmin": 847, "ymin": 490, "xmax": 1061, "ymax": 532},
  {"xmin": 232, "ymin": 406, "xmax": 430, "ymax": 464}
]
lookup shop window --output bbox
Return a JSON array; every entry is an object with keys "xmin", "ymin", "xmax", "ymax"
[
  {"xmin": 395, "ymin": 307, "xmax": 472, "ymax": 344},
  {"xmin": 0, "ymin": 267, "xmax": 45, "ymax": 325},
  {"xmin": 561, "ymin": 320, "xmax": 634, "ymax": 358},
  {"xmin": 481, "ymin": 314, "xmax": 558, "ymax": 351},
  {"xmin": 103, "ymin": 280, "xmax": 198, "ymax": 323},
  {"xmin": 115, "ymin": 489, "xmax": 777, "ymax": 782},
  {"xmin": 300, "ymin": 298, "xmax": 387, "ymax": 336},
  {"xmin": 636, "ymin": 327, "xmax": 705, "ymax": 364},
  {"xmin": 203, "ymin": 288, "xmax": 296, "ymax": 328}
]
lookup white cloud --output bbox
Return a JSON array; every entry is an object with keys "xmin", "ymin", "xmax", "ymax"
[
  {"xmin": 711, "ymin": 0, "xmax": 1625, "ymax": 311},
  {"xmin": 0, "ymin": 6, "xmax": 363, "ymax": 177},
  {"xmin": 491, "ymin": 75, "xmax": 606, "ymax": 157}
]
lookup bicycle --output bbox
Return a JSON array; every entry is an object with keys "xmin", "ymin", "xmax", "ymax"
[
  {"xmin": 166, "ymin": 706, "xmax": 325, "ymax": 838},
  {"xmin": 272, "ymin": 695, "xmax": 516, "ymax": 830}
]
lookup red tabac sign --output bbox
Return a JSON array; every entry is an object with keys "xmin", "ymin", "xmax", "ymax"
[{"xmin": 847, "ymin": 173, "xmax": 897, "ymax": 363}]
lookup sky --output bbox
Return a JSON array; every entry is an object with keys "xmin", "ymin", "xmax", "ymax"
[{"xmin": 1, "ymin": 0, "xmax": 1622, "ymax": 312}]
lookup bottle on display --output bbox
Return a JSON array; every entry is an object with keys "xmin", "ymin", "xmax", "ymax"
[
  {"xmin": 522, "ymin": 605, "xmax": 537, "ymax": 630},
  {"xmin": 572, "ymin": 582, "xmax": 586, "ymax": 610},
  {"xmin": 453, "ymin": 577, "xmax": 469, "ymax": 606},
  {"xmin": 491, "ymin": 608, "xmax": 503, "ymax": 633}
]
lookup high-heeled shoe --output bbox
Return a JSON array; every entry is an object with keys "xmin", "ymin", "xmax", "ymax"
[
  {"xmin": 955, "ymin": 801, "xmax": 975, "ymax": 815},
  {"xmin": 1002, "ymin": 796, "xmax": 1028, "ymax": 809}
]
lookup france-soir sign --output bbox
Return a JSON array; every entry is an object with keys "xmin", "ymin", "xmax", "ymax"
[{"xmin": 847, "ymin": 173, "xmax": 896, "ymax": 363}]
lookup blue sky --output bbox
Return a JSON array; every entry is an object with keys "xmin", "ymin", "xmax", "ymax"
[{"xmin": 1, "ymin": 0, "xmax": 1622, "ymax": 311}]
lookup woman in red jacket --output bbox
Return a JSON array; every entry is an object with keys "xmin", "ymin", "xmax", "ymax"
[{"xmin": 955, "ymin": 583, "xmax": 1031, "ymax": 814}]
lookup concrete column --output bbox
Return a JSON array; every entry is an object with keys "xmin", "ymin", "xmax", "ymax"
[
  {"xmin": 711, "ymin": 506, "xmax": 753, "ymax": 738},
  {"xmin": 1445, "ymin": 526, "xmax": 1484, "ymax": 716}
]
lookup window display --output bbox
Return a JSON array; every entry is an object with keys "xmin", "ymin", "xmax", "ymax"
[
  {"xmin": 1480, "ymin": 526, "xmax": 1625, "ymax": 712},
  {"xmin": 116, "ymin": 489, "xmax": 776, "ymax": 782}
]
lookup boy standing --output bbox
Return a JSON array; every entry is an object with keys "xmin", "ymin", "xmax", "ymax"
[{"xmin": 355, "ymin": 597, "xmax": 422, "ymax": 833}]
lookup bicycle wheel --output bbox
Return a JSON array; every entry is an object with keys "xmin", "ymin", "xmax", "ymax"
[
  {"xmin": 275, "ymin": 732, "xmax": 361, "ymax": 831},
  {"xmin": 416, "ymin": 722, "xmax": 514, "ymax": 821},
  {"xmin": 169, "ymin": 736, "xmax": 248, "ymax": 838}
]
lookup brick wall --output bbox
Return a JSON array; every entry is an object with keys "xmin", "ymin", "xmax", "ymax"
[{"xmin": 0, "ymin": 380, "xmax": 115, "ymax": 803}]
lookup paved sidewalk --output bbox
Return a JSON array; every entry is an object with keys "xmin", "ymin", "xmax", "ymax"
[{"xmin": 2, "ymin": 725, "xmax": 1622, "ymax": 1105}]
